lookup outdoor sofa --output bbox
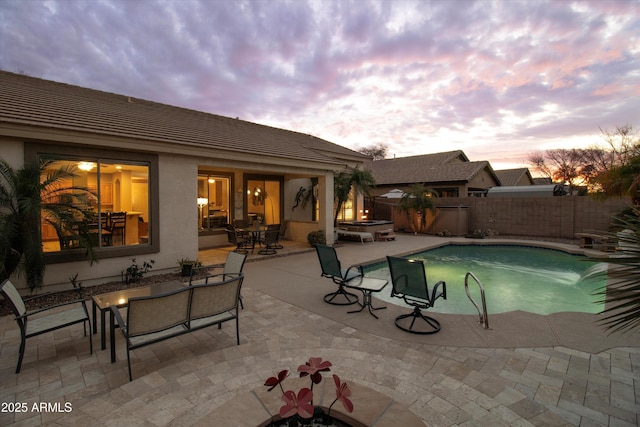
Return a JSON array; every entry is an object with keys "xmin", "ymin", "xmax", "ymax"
[{"xmin": 110, "ymin": 273, "xmax": 243, "ymax": 380}]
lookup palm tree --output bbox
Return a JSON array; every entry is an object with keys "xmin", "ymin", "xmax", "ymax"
[
  {"xmin": 397, "ymin": 184, "xmax": 438, "ymax": 234},
  {"xmin": 333, "ymin": 167, "xmax": 375, "ymax": 226},
  {"xmin": 588, "ymin": 206, "xmax": 640, "ymax": 333},
  {"xmin": 0, "ymin": 158, "xmax": 96, "ymax": 291}
]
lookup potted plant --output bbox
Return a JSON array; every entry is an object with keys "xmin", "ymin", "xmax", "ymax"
[
  {"xmin": 177, "ymin": 257, "xmax": 201, "ymax": 277},
  {"xmin": 264, "ymin": 357, "xmax": 353, "ymax": 426}
]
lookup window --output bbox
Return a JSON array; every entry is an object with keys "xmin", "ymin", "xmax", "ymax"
[
  {"xmin": 27, "ymin": 142, "xmax": 158, "ymax": 262},
  {"xmin": 336, "ymin": 190, "xmax": 354, "ymax": 221},
  {"xmin": 197, "ymin": 174, "xmax": 231, "ymax": 230},
  {"xmin": 40, "ymin": 158, "xmax": 150, "ymax": 252}
]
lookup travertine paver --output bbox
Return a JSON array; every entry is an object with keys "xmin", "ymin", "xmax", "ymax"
[{"xmin": 1, "ymin": 238, "xmax": 639, "ymax": 426}]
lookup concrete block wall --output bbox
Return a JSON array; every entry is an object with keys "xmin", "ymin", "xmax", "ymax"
[{"xmin": 432, "ymin": 197, "xmax": 630, "ymax": 239}]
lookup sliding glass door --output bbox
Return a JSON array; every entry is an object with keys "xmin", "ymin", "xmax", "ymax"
[{"xmin": 245, "ymin": 175, "xmax": 282, "ymax": 225}]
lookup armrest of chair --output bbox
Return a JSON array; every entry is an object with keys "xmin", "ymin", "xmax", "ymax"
[
  {"xmin": 110, "ymin": 306, "xmax": 127, "ymax": 331},
  {"xmin": 16, "ymin": 298, "xmax": 88, "ymax": 320},
  {"xmin": 431, "ymin": 281, "xmax": 446, "ymax": 302},
  {"xmin": 189, "ymin": 265, "xmax": 223, "ymax": 285},
  {"xmin": 344, "ymin": 265, "xmax": 364, "ymax": 281},
  {"xmin": 23, "ymin": 286, "xmax": 85, "ymax": 303}
]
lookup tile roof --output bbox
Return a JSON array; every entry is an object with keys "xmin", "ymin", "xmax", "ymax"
[
  {"xmin": 0, "ymin": 71, "xmax": 365, "ymax": 167},
  {"xmin": 367, "ymin": 151, "xmax": 495, "ymax": 185},
  {"xmin": 494, "ymin": 168, "xmax": 534, "ymax": 186}
]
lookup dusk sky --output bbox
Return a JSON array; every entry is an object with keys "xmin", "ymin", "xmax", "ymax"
[{"xmin": 1, "ymin": 0, "xmax": 638, "ymax": 170}]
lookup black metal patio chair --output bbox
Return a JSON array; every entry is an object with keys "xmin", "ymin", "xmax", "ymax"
[
  {"xmin": 314, "ymin": 244, "xmax": 361, "ymax": 305},
  {"xmin": 386, "ymin": 256, "xmax": 447, "ymax": 334}
]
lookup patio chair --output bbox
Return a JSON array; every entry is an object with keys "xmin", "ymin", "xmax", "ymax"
[
  {"xmin": 190, "ymin": 251, "xmax": 247, "ymax": 309},
  {"xmin": 386, "ymin": 256, "xmax": 447, "ymax": 334},
  {"xmin": 313, "ymin": 244, "xmax": 361, "ymax": 305},
  {"xmin": 259, "ymin": 229, "xmax": 279, "ymax": 255},
  {"xmin": 267, "ymin": 223, "xmax": 284, "ymax": 249},
  {"xmin": 226, "ymin": 228, "xmax": 251, "ymax": 254},
  {"xmin": 1, "ymin": 279, "xmax": 92, "ymax": 373}
]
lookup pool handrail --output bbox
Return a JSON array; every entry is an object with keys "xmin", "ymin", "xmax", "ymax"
[{"xmin": 464, "ymin": 272, "xmax": 490, "ymax": 329}]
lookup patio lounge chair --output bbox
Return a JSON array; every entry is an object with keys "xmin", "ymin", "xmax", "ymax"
[
  {"xmin": 1, "ymin": 279, "xmax": 92, "ymax": 373},
  {"xmin": 314, "ymin": 244, "xmax": 361, "ymax": 305},
  {"xmin": 387, "ymin": 256, "xmax": 447, "ymax": 334}
]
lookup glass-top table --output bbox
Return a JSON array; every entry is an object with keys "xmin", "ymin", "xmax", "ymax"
[
  {"xmin": 92, "ymin": 281, "xmax": 184, "ymax": 352},
  {"xmin": 344, "ymin": 277, "xmax": 388, "ymax": 319}
]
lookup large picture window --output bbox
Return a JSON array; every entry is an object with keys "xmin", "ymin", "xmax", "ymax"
[{"xmin": 40, "ymin": 157, "xmax": 151, "ymax": 252}]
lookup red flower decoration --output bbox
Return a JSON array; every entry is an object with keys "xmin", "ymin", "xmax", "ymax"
[
  {"xmin": 298, "ymin": 357, "xmax": 332, "ymax": 384},
  {"xmin": 280, "ymin": 388, "xmax": 314, "ymax": 419},
  {"xmin": 264, "ymin": 369, "xmax": 289, "ymax": 391},
  {"xmin": 333, "ymin": 374, "xmax": 353, "ymax": 413}
]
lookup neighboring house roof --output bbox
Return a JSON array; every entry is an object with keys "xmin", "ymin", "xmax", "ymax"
[
  {"xmin": 533, "ymin": 177, "xmax": 553, "ymax": 185},
  {"xmin": 367, "ymin": 151, "xmax": 496, "ymax": 185},
  {"xmin": 494, "ymin": 168, "xmax": 534, "ymax": 186},
  {"xmin": 0, "ymin": 71, "xmax": 365, "ymax": 168}
]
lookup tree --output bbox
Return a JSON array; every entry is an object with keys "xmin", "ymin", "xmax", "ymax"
[
  {"xmin": 593, "ymin": 155, "xmax": 640, "ymax": 204},
  {"xmin": 397, "ymin": 184, "xmax": 438, "ymax": 234},
  {"xmin": 0, "ymin": 158, "xmax": 96, "ymax": 291},
  {"xmin": 357, "ymin": 144, "xmax": 388, "ymax": 160},
  {"xmin": 528, "ymin": 149, "xmax": 586, "ymax": 194},
  {"xmin": 587, "ymin": 125, "xmax": 640, "ymax": 201},
  {"xmin": 529, "ymin": 125, "xmax": 639, "ymax": 197},
  {"xmin": 334, "ymin": 167, "xmax": 375, "ymax": 226}
]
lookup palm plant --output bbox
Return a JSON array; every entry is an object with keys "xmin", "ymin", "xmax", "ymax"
[
  {"xmin": 397, "ymin": 184, "xmax": 438, "ymax": 234},
  {"xmin": 333, "ymin": 167, "xmax": 375, "ymax": 226},
  {"xmin": 588, "ymin": 206, "xmax": 640, "ymax": 332},
  {"xmin": 0, "ymin": 158, "xmax": 96, "ymax": 291}
]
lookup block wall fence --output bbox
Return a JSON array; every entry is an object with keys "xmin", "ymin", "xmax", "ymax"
[{"xmin": 373, "ymin": 197, "xmax": 631, "ymax": 239}]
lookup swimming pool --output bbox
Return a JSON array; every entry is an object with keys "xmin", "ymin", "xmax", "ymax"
[{"xmin": 364, "ymin": 244, "xmax": 608, "ymax": 315}]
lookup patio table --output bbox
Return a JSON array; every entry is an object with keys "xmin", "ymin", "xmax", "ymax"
[
  {"xmin": 236, "ymin": 225, "xmax": 268, "ymax": 253},
  {"xmin": 344, "ymin": 277, "xmax": 388, "ymax": 319},
  {"xmin": 92, "ymin": 281, "xmax": 185, "ymax": 354}
]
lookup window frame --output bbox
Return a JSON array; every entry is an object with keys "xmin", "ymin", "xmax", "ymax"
[{"xmin": 26, "ymin": 142, "xmax": 159, "ymax": 263}]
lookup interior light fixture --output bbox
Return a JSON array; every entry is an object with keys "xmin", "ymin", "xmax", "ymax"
[{"xmin": 78, "ymin": 161, "xmax": 96, "ymax": 171}]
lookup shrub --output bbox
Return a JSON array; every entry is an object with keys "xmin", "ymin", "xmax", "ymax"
[{"xmin": 307, "ymin": 230, "xmax": 326, "ymax": 246}]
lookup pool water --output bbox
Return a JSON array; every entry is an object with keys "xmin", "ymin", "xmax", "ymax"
[{"xmin": 364, "ymin": 244, "xmax": 608, "ymax": 315}]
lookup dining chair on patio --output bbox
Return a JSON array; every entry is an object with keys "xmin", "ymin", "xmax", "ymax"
[
  {"xmin": 313, "ymin": 244, "xmax": 361, "ymax": 305},
  {"xmin": 386, "ymin": 256, "xmax": 447, "ymax": 334},
  {"xmin": 1, "ymin": 279, "xmax": 92, "ymax": 373},
  {"xmin": 267, "ymin": 223, "xmax": 284, "ymax": 249},
  {"xmin": 259, "ymin": 229, "xmax": 280, "ymax": 255},
  {"xmin": 226, "ymin": 228, "xmax": 251, "ymax": 254}
]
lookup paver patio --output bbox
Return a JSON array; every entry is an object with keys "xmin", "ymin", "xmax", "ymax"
[{"xmin": 1, "ymin": 234, "xmax": 639, "ymax": 426}]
